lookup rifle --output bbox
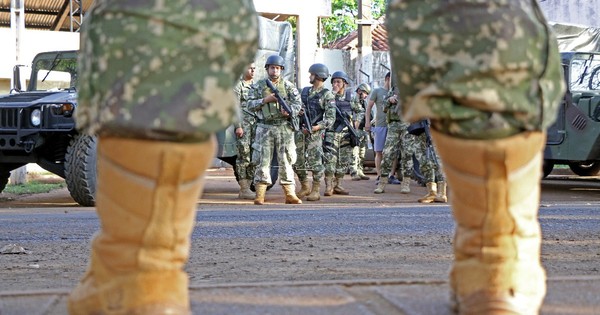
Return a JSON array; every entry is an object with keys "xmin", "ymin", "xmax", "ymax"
[
  {"xmin": 334, "ymin": 105, "xmax": 360, "ymax": 147},
  {"xmin": 299, "ymin": 106, "xmax": 312, "ymax": 134},
  {"xmin": 422, "ymin": 120, "xmax": 439, "ymax": 165},
  {"xmin": 265, "ymin": 79, "xmax": 299, "ymax": 131}
]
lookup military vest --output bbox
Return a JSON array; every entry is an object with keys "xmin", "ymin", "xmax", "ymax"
[
  {"xmin": 333, "ymin": 90, "xmax": 353, "ymax": 132},
  {"xmin": 260, "ymin": 79, "xmax": 289, "ymax": 121},
  {"xmin": 301, "ymin": 87, "xmax": 327, "ymax": 126}
]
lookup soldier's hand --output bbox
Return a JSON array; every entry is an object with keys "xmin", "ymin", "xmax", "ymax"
[
  {"xmin": 235, "ymin": 127, "xmax": 244, "ymax": 138},
  {"xmin": 299, "ymin": 108, "xmax": 305, "ymax": 116},
  {"xmin": 302, "ymin": 127, "xmax": 310, "ymax": 135},
  {"xmin": 280, "ymin": 108, "xmax": 290, "ymax": 117},
  {"xmin": 263, "ymin": 94, "xmax": 277, "ymax": 104}
]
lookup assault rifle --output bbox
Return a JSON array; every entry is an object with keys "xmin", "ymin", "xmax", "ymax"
[
  {"xmin": 334, "ymin": 106, "xmax": 360, "ymax": 147},
  {"xmin": 265, "ymin": 79, "xmax": 299, "ymax": 131}
]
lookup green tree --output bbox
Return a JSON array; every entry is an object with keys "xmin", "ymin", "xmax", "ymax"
[{"xmin": 321, "ymin": 0, "xmax": 386, "ymax": 46}]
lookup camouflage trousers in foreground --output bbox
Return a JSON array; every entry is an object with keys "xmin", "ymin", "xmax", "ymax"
[
  {"xmin": 76, "ymin": 0, "xmax": 258, "ymax": 141},
  {"xmin": 386, "ymin": 0, "xmax": 564, "ymax": 139},
  {"xmin": 236, "ymin": 119, "xmax": 256, "ymax": 181},
  {"xmin": 324, "ymin": 130, "xmax": 354, "ymax": 178},
  {"xmin": 414, "ymin": 133, "xmax": 445, "ymax": 183},
  {"xmin": 294, "ymin": 131, "xmax": 326, "ymax": 182},
  {"xmin": 252, "ymin": 123, "xmax": 297, "ymax": 186},
  {"xmin": 380, "ymin": 121, "xmax": 414, "ymax": 179}
]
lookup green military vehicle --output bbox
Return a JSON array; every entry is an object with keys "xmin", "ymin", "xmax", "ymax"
[
  {"xmin": 543, "ymin": 51, "xmax": 600, "ymax": 177},
  {"xmin": 0, "ymin": 50, "xmax": 97, "ymax": 206}
]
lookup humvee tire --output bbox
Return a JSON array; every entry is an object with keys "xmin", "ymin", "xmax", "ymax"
[{"xmin": 65, "ymin": 135, "xmax": 97, "ymax": 206}]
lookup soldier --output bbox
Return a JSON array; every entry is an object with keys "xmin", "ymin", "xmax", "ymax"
[
  {"xmin": 294, "ymin": 63, "xmax": 336, "ymax": 201},
  {"xmin": 364, "ymin": 72, "xmax": 390, "ymax": 184},
  {"xmin": 387, "ymin": 0, "xmax": 565, "ymax": 313},
  {"xmin": 410, "ymin": 120, "xmax": 447, "ymax": 203},
  {"xmin": 234, "ymin": 63, "xmax": 257, "ymax": 200},
  {"xmin": 350, "ymin": 83, "xmax": 370, "ymax": 181},
  {"xmin": 68, "ymin": 1, "xmax": 258, "ymax": 314},
  {"xmin": 246, "ymin": 55, "xmax": 302, "ymax": 205},
  {"xmin": 323, "ymin": 71, "xmax": 358, "ymax": 196},
  {"xmin": 373, "ymin": 86, "xmax": 415, "ymax": 194}
]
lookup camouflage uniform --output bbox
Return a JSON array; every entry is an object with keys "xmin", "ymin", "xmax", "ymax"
[
  {"xmin": 349, "ymin": 94, "xmax": 367, "ymax": 179},
  {"xmin": 412, "ymin": 130, "xmax": 444, "ymax": 184},
  {"xmin": 71, "ymin": 1, "xmax": 258, "ymax": 314},
  {"xmin": 323, "ymin": 90, "xmax": 359, "ymax": 194},
  {"xmin": 234, "ymin": 78, "xmax": 257, "ymax": 182},
  {"xmin": 387, "ymin": 0, "xmax": 565, "ymax": 313},
  {"xmin": 247, "ymin": 79, "xmax": 301, "ymax": 186},
  {"xmin": 294, "ymin": 87, "xmax": 336, "ymax": 183},
  {"xmin": 374, "ymin": 87, "xmax": 415, "ymax": 194}
]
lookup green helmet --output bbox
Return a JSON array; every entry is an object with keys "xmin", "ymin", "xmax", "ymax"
[
  {"xmin": 331, "ymin": 71, "xmax": 351, "ymax": 85},
  {"xmin": 356, "ymin": 83, "xmax": 371, "ymax": 94},
  {"xmin": 265, "ymin": 55, "xmax": 285, "ymax": 69},
  {"xmin": 308, "ymin": 63, "xmax": 329, "ymax": 81}
]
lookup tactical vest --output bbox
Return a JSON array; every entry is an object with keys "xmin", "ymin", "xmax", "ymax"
[
  {"xmin": 333, "ymin": 90, "xmax": 353, "ymax": 132},
  {"xmin": 260, "ymin": 79, "xmax": 289, "ymax": 121},
  {"xmin": 301, "ymin": 87, "xmax": 327, "ymax": 126}
]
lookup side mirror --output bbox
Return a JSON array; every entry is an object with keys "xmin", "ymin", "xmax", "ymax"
[{"xmin": 12, "ymin": 64, "xmax": 25, "ymax": 92}]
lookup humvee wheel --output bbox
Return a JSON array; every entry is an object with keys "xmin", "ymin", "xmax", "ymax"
[
  {"xmin": 65, "ymin": 135, "xmax": 97, "ymax": 206},
  {"xmin": 542, "ymin": 160, "xmax": 554, "ymax": 178},
  {"xmin": 569, "ymin": 161, "xmax": 600, "ymax": 176}
]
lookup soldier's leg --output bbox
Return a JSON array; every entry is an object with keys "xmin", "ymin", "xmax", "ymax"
[
  {"xmin": 306, "ymin": 135, "xmax": 325, "ymax": 201},
  {"xmin": 69, "ymin": 2, "xmax": 258, "ymax": 314},
  {"xmin": 236, "ymin": 122, "xmax": 255, "ymax": 200},
  {"xmin": 276, "ymin": 125, "xmax": 301, "ymax": 204},
  {"xmin": 323, "ymin": 131, "xmax": 337, "ymax": 196},
  {"xmin": 294, "ymin": 132, "xmax": 311, "ymax": 198}
]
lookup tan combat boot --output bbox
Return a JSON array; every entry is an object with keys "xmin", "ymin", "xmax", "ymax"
[
  {"xmin": 254, "ymin": 183, "xmax": 267, "ymax": 205},
  {"xmin": 400, "ymin": 177, "xmax": 411, "ymax": 194},
  {"xmin": 68, "ymin": 136, "xmax": 215, "ymax": 315},
  {"xmin": 432, "ymin": 130, "xmax": 547, "ymax": 315},
  {"xmin": 324, "ymin": 176, "xmax": 334, "ymax": 196},
  {"xmin": 282, "ymin": 184, "xmax": 302, "ymax": 204},
  {"xmin": 306, "ymin": 181, "xmax": 321, "ymax": 201},
  {"xmin": 296, "ymin": 180, "xmax": 311, "ymax": 198},
  {"xmin": 238, "ymin": 179, "xmax": 255, "ymax": 200},
  {"xmin": 358, "ymin": 171, "xmax": 370, "ymax": 180},
  {"xmin": 373, "ymin": 181, "xmax": 386, "ymax": 194},
  {"xmin": 418, "ymin": 182, "xmax": 437, "ymax": 203},
  {"xmin": 333, "ymin": 177, "xmax": 349, "ymax": 195},
  {"xmin": 434, "ymin": 181, "xmax": 447, "ymax": 203},
  {"xmin": 351, "ymin": 173, "xmax": 362, "ymax": 181}
]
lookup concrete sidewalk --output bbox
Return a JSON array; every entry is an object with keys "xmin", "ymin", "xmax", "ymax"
[{"xmin": 1, "ymin": 276, "xmax": 599, "ymax": 314}]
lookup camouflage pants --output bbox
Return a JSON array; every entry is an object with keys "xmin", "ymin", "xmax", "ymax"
[
  {"xmin": 350, "ymin": 129, "xmax": 369, "ymax": 175},
  {"xmin": 413, "ymin": 133, "xmax": 445, "ymax": 183},
  {"xmin": 294, "ymin": 130, "xmax": 326, "ymax": 182},
  {"xmin": 324, "ymin": 130, "xmax": 354, "ymax": 178},
  {"xmin": 235, "ymin": 118, "xmax": 256, "ymax": 181},
  {"xmin": 252, "ymin": 123, "xmax": 297, "ymax": 186},
  {"xmin": 380, "ymin": 121, "xmax": 414, "ymax": 179}
]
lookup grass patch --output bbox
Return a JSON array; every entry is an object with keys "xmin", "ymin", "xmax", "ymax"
[{"xmin": 4, "ymin": 180, "xmax": 66, "ymax": 195}]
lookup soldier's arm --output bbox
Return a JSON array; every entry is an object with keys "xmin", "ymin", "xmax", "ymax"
[
  {"xmin": 246, "ymin": 82, "xmax": 265, "ymax": 111},
  {"xmin": 285, "ymin": 81, "xmax": 302, "ymax": 117},
  {"xmin": 351, "ymin": 97, "xmax": 365, "ymax": 128},
  {"xmin": 318, "ymin": 91, "xmax": 337, "ymax": 131},
  {"xmin": 365, "ymin": 98, "xmax": 376, "ymax": 130}
]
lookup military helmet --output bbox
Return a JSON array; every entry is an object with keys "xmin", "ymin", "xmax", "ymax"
[
  {"xmin": 308, "ymin": 63, "xmax": 329, "ymax": 81},
  {"xmin": 331, "ymin": 71, "xmax": 351, "ymax": 85},
  {"xmin": 265, "ymin": 55, "xmax": 285, "ymax": 69},
  {"xmin": 356, "ymin": 83, "xmax": 371, "ymax": 94}
]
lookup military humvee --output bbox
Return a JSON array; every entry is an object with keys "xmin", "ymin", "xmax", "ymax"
[
  {"xmin": 0, "ymin": 50, "xmax": 97, "ymax": 206},
  {"xmin": 543, "ymin": 51, "xmax": 600, "ymax": 177}
]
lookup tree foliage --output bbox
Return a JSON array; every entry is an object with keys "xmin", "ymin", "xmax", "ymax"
[{"xmin": 321, "ymin": 0, "xmax": 386, "ymax": 46}]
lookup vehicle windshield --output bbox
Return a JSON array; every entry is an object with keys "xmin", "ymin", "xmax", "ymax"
[
  {"xmin": 569, "ymin": 53, "xmax": 600, "ymax": 92},
  {"xmin": 30, "ymin": 54, "xmax": 77, "ymax": 91}
]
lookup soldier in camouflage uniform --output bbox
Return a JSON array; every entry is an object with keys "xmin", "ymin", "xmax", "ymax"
[
  {"xmin": 409, "ymin": 120, "xmax": 447, "ymax": 203},
  {"xmin": 349, "ymin": 83, "xmax": 369, "ymax": 181},
  {"xmin": 234, "ymin": 63, "xmax": 257, "ymax": 200},
  {"xmin": 365, "ymin": 72, "xmax": 391, "ymax": 184},
  {"xmin": 69, "ymin": 1, "xmax": 258, "ymax": 314},
  {"xmin": 294, "ymin": 63, "xmax": 336, "ymax": 201},
  {"xmin": 246, "ymin": 55, "xmax": 302, "ymax": 205},
  {"xmin": 323, "ymin": 71, "xmax": 359, "ymax": 196},
  {"xmin": 387, "ymin": 0, "xmax": 565, "ymax": 314},
  {"xmin": 373, "ymin": 86, "xmax": 415, "ymax": 194}
]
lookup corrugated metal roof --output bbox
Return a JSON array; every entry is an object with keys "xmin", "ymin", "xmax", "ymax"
[{"xmin": 0, "ymin": 0, "xmax": 94, "ymax": 31}]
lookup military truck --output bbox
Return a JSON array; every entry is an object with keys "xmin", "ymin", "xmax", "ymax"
[
  {"xmin": 543, "ymin": 51, "xmax": 600, "ymax": 177},
  {"xmin": 0, "ymin": 50, "xmax": 97, "ymax": 206}
]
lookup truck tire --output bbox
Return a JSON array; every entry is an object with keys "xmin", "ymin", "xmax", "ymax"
[
  {"xmin": 542, "ymin": 160, "xmax": 554, "ymax": 178},
  {"xmin": 65, "ymin": 135, "xmax": 98, "ymax": 206},
  {"xmin": 568, "ymin": 161, "xmax": 600, "ymax": 176}
]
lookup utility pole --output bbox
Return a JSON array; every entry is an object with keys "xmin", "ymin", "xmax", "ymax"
[
  {"xmin": 357, "ymin": 0, "xmax": 373, "ymax": 88},
  {"xmin": 9, "ymin": 0, "xmax": 27, "ymax": 185}
]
